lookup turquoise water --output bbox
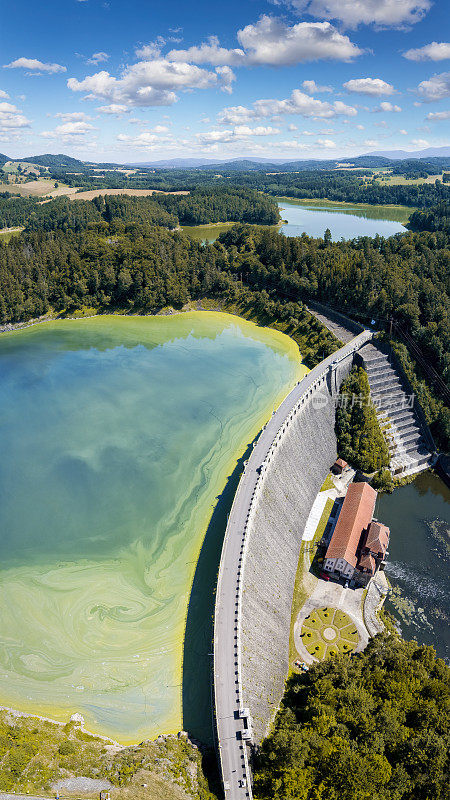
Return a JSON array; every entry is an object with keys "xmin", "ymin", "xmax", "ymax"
[
  {"xmin": 279, "ymin": 199, "xmax": 407, "ymax": 240},
  {"xmin": 378, "ymin": 472, "xmax": 450, "ymax": 661},
  {"xmin": 0, "ymin": 313, "xmax": 303, "ymax": 742}
]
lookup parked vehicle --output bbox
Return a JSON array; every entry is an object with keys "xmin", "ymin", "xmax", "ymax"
[{"xmin": 320, "ymin": 571, "xmax": 330, "ymax": 581}]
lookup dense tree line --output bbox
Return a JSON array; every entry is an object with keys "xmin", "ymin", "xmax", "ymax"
[
  {"xmin": 335, "ymin": 366, "xmax": 390, "ymax": 480},
  {"xmin": 254, "ymin": 633, "xmax": 449, "ymax": 800},
  {"xmin": 0, "ymin": 194, "xmax": 39, "ymax": 228},
  {"xmin": 152, "ymin": 186, "xmax": 279, "ymax": 225},
  {"xmin": 0, "ymin": 225, "xmax": 336, "ymax": 368},
  {"xmin": 234, "ymin": 170, "xmax": 450, "ymax": 208},
  {"xmin": 0, "ymin": 200, "xmax": 448, "ymax": 448},
  {"xmin": 408, "ymin": 203, "xmax": 450, "ymax": 234},
  {"xmin": 0, "ymin": 187, "xmax": 279, "ymax": 232},
  {"xmin": 44, "ymin": 168, "xmax": 450, "ymax": 209}
]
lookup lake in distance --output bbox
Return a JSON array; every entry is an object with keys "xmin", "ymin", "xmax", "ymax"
[
  {"xmin": 182, "ymin": 199, "xmax": 409, "ymax": 242},
  {"xmin": 278, "ymin": 198, "xmax": 408, "ymax": 240},
  {"xmin": 0, "ymin": 312, "xmax": 304, "ymax": 743}
]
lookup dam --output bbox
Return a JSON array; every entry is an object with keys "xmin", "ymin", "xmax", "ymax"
[{"xmin": 213, "ymin": 330, "xmax": 374, "ymax": 800}]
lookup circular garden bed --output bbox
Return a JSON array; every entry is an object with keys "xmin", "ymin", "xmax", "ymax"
[{"xmin": 300, "ymin": 607, "xmax": 359, "ymax": 660}]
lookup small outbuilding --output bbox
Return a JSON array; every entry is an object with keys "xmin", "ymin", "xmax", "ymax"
[{"xmin": 331, "ymin": 458, "xmax": 348, "ymax": 475}]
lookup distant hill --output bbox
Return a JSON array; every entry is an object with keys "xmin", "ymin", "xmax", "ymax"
[
  {"xmin": 0, "ymin": 153, "xmax": 9, "ymax": 168},
  {"xmin": 367, "ymin": 145, "xmax": 450, "ymax": 160},
  {"xmin": 18, "ymin": 153, "xmax": 87, "ymax": 169}
]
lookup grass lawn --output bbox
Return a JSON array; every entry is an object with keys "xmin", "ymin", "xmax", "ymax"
[{"xmin": 320, "ymin": 473, "xmax": 335, "ymax": 491}]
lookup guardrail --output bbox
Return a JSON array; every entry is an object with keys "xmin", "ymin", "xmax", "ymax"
[{"xmin": 213, "ymin": 330, "xmax": 373, "ymax": 800}]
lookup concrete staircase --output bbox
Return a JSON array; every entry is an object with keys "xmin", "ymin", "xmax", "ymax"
[{"xmin": 359, "ymin": 344, "xmax": 434, "ymax": 477}]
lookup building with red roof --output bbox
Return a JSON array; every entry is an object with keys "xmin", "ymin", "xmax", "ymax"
[{"xmin": 322, "ymin": 481, "xmax": 389, "ymax": 585}]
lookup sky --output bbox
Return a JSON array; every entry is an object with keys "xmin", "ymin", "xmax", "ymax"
[{"xmin": 0, "ymin": 0, "xmax": 450, "ymax": 163}]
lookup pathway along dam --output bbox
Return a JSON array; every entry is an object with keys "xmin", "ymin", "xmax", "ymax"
[{"xmin": 213, "ymin": 330, "xmax": 378, "ymax": 800}]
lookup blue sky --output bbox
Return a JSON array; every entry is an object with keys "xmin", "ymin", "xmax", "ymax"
[{"xmin": 1, "ymin": 0, "xmax": 449, "ymax": 162}]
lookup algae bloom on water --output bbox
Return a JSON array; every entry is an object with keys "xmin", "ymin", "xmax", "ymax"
[{"xmin": 0, "ymin": 312, "xmax": 304, "ymax": 744}]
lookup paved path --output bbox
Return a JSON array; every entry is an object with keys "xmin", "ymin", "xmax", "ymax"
[
  {"xmin": 306, "ymin": 302, "xmax": 363, "ymax": 345},
  {"xmin": 213, "ymin": 330, "xmax": 372, "ymax": 800}
]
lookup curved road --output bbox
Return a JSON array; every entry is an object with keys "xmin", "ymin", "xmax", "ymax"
[{"xmin": 213, "ymin": 330, "xmax": 372, "ymax": 800}]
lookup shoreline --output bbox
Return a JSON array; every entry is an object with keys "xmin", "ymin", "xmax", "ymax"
[{"xmin": 0, "ymin": 308, "xmax": 306, "ymax": 745}]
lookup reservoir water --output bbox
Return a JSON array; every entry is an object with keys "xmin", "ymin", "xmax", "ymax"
[
  {"xmin": 0, "ymin": 312, "xmax": 304, "ymax": 743},
  {"xmin": 278, "ymin": 199, "xmax": 408, "ymax": 240},
  {"xmin": 377, "ymin": 472, "xmax": 450, "ymax": 662},
  {"xmin": 182, "ymin": 199, "xmax": 409, "ymax": 243}
]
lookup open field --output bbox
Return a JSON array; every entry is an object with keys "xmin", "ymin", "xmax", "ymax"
[
  {"xmin": 3, "ymin": 161, "xmax": 43, "ymax": 176},
  {"xmin": 374, "ymin": 171, "xmax": 446, "ymax": 186},
  {"xmin": 0, "ymin": 227, "xmax": 23, "ymax": 242},
  {"xmin": 0, "ymin": 179, "xmax": 77, "ymax": 197},
  {"xmin": 69, "ymin": 188, "xmax": 190, "ymax": 201}
]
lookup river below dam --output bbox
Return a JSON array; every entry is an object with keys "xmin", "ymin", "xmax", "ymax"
[
  {"xmin": 0, "ymin": 312, "xmax": 304, "ymax": 743},
  {"xmin": 377, "ymin": 472, "xmax": 450, "ymax": 662}
]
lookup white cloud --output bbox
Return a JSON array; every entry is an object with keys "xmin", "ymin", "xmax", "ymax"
[
  {"xmin": 218, "ymin": 89, "xmax": 357, "ymax": 124},
  {"xmin": 0, "ymin": 101, "xmax": 31, "ymax": 130},
  {"xmin": 0, "ymin": 89, "xmax": 9, "ymax": 99},
  {"xmin": 364, "ymin": 139, "xmax": 379, "ymax": 147},
  {"xmin": 411, "ymin": 138, "xmax": 429, "ymax": 147},
  {"xmin": 399, "ymin": 129, "xmax": 408, "ymax": 134},
  {"xmin": 426, "ymin": 110, "xmax": 450, "ymax": 121},
  {"xmin": 285, "ymin": 1, "xmax": 432, "ymax": 29},
  {"xmin": 374, "ymin": 101, "xmax": 402, "ymax": 112},
  {"xmin": 316, "ymin": 138, "xmax": 336, "ymax": 148},
  {"xmin": 343, "ymin": 78, "xmax": 395, "ymax": 95},
  {"xmin": 41, "ymin": 121, "xmax": 96, "ymax": 141},
  {"xmin": 87, "ymin": 52, "xmax": 110, "ymax": 65},
  {"xmin": 135, "ymin": 38, "xmax": 167, "ymax": 60},
  {"xmin": 4, "ymin": 57, "xmax": 66, "ymax": 74},
  {"xmin": 417, "ymin": 72, "xmax": 450, "ymax": 101},
  {"xmin": 238, "ymin": 16, "xmax": 362, "ymax": 65},
  {"xmin": 97, "ymin": 104, "xmax": 130, "ymax": 115},
  {"xmin": 215, "ymin": 65, "xmax": 236, "ymax": 94},
  {"xmin": 288, "ymin": 123, "xmax": 298, "ymax": 130},
  {"xmin": 196, "ymin": 124, "xmax": 281, "ymax": 144},
  {"xmin": 55, "ymin": 111, "xmax": 91, "ymax": 121},
  {"xmin": 117, "ymin": 130, "xmax": 171, "ymax": 148},
  {"xmin": 404, "ymin": 42, "xmax": 450, "ymax": 61},
  {"xmin": 67, "ymin": 58, "xmax": 229, "ymax": 107},
  {"xmin": 167, "ymin": 16, "xmax": 361, "ymax": 67},
  {"xmin": 356, "ymin": 123, "xmax": 365, "ymax": 129},
  {"xmin": 167, "ymin": 36, "xmax": 246, "ymax": 66},
  {"xmin": 302, "ymin": 79, "xmax": 333, "ymax": 93}
]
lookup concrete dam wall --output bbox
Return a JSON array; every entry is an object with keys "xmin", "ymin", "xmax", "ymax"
[
  {"xmin": 213, "ymin": 331, "xmax": 373, "ymax": 800},
  {"xmin": 239, "ymin": 356, "xmax": 355, "ymax": 744}
]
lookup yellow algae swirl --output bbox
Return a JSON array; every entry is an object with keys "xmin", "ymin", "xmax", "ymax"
[{"xmin": 0, "ymin": 312, "xmax": 304, "ymax": 742}]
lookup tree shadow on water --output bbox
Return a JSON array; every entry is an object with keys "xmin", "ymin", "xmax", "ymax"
[{"xmin": 182, "ymin": 435, "xmax": 257, "ymax": 789}]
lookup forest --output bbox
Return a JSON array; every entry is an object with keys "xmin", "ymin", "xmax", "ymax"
[
  {"xmin": 235, "ymin": 170, "xmax": 450, "ymax": 207},
  {"xmin": 0, "ymin": 198, "xmax": 448, "ymax": 448},
  {"xmin": 0, "ymin": 187, "xmax": 279, "ymax": 231},
  {"xmin": 254, "ymin": 633, "xmax": 449, "ymax": 800},
  {"xmin": 335, "ymin": 366, "xmax": 391, "ymax": 477}
]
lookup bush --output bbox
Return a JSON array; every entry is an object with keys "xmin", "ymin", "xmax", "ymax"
[
  {"xmin": 58, "ymin": 741, "xmax": 76, "ymax": 756},
  {"xmin": 372, "ymin": 467, "xmax": 394, "ymax": 492}
]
